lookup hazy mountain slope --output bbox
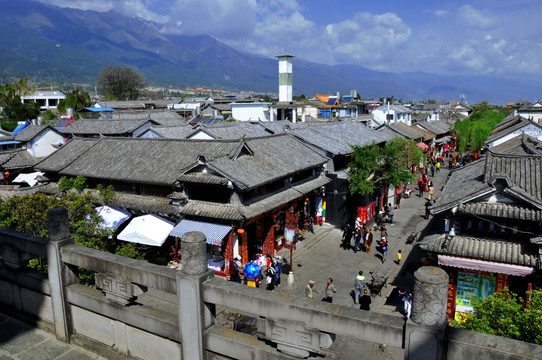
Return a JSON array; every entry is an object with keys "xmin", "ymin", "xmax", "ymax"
[{"xmin": 0, "ymin": 0, "xmax": 540, "ymax": 103}]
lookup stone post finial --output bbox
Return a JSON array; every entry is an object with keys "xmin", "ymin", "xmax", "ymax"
[
  {"xmin": 180, "ymin": 231, "xmax": 207, "ymax": 276},
  {"xmin": 411, "ymin": 266, "xmax": 448, "ymax": 327},
  {"xmin": 47, "ymin": 207, "xmax": 70, "ymax": 241}
]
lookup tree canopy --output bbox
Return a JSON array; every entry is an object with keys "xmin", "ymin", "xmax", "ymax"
[
  {"xmin": 57, "ymin": 88, "xmax": 91, "ymax": 116},
  {"xmin": 452, "ymin": 101, "xmax": 509, "ymax": 153},
  {"xmin": 348, "ymin": 137, "xmax": 423, "ymax": 195},
  {"xmin": 0, "ymin": 77, "xmax": 40, "ymax": 122},
  {"xmin": 456, "ymin": 288, "xmax": 542, "ymax": 345},
  {"xmin": 97, "ymin": 66, "xmax": 147, "ymax": 100},
  {"xmin": 0, "ymin": 177, "xmax": 144, "ymax": 282}
]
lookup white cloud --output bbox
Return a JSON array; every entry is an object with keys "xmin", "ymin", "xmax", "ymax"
[
  {"xmin": 457, "ymin": 5, "xmax": 497, "ymax": 29},
  {"xmin": 34, "ymin": 0, "xmax": 542, "ymax": 79}
]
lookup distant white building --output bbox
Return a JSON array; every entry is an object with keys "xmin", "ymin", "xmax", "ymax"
[
  {"xmin": 231, "ymin": 102, "xmax": 270, "ymax": 121},
  {"xmin": 515, "ymin": 102, "xmax": 542, "ymax": 125},
  {"xmin": 21, "ymin": 91, "xmax": 66, "ymax": 110},
  {"xmin": 371, "ymin": 104, "xmax": 413, "ymax": 126}
]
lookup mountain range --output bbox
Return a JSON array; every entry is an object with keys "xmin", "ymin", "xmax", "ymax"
[{"xmin": 1, "ymin": 0, "xmax": 540, "ymax": 104}]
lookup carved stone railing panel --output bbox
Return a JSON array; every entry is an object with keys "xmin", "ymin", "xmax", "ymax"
[
  {"xmin": 95, "ymin": 272, "xmax": 147, "ymax": 306},
  {"xmin": 0, "ymin": 245, "xmax": 35, "ymax": 269},
  {"xmin": 257, "ymin": 317, "xmax": 334, "ymax": 358}
]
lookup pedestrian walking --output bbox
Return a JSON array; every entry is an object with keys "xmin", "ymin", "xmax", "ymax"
[
  {"xmin": 353, "ymin": 227, "xmax": 362, "ymax": 253},
  {"xmin": 428, "ymin": 184, "xmax": 435, "ymax": 201},
  {"xmin": 365, "ymin": 227, "xmax": 373, "ymax": 254},
  {"xmin": 388, "ymin": 203, "xmax": 395, "ymax": 225},
  {"xmin": 396, "ymin": 191, "xmax": 402, "ymax": 209},
  {"xmin": 324, "ymin": 278, "xmax": 337, "ymax": 303},
  {"xmin": 430, "ymin": 164, "xmax": 435, "ymax": 177},
  {"xmin": 425, "ymin": 200, "xmax": 432, "ymax": 219},
  {"xmin": 380, "ymin": 225, "xmax": 388, "ymax": 245},
  {"xmin": 436, "ymin": 161, "xmax": 441, "ymax": 172},
  {"xmin": 399, "ymin": 289, "xmax": 413, "ymax": 318},
  {"xmin": 381, "ymin": 238, "xmax": 388, "ymax": 263},
  {"xmin": 359, "ymin": 289, "xmax": 371, "ymax": 311},
  {"xmin": 274, "ymin": 256, "xmax": 282, "ymax": 288},
  {"xmin": 305, "ymin": 280, "xmax": 321, "ymax": 299},
  {"xmin": 307, "ymin": 215, "xmax": 314, "ymax": 234},
  {"xmin": 417, "ymin": 176, "xmax": 424, "ymax": 197},
  {"xmin": 396, "ymin": 250, "xmax": 402, "ymax": 265},
  {"xmin": 354, "ymin": 271, "xmax": 367, "ymax": 304},
  {"xmin": 342, "ymin": 223, "xmax": 353, "ymax": 250}
]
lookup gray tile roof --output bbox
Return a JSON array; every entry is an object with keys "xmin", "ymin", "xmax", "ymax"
[
  {"xmin": 484, "ymin": 152, "xmax": 542, "ymax": 206},
  {"xmin": 197, "ymin": 122, "xmax": 270, "ymax": 139},
  {"xmin": 415, "ymin": 121, "xmax": 450, "ymax": 136},
  {"xmin": 14, "ymin": 125, "xmax": 59, "ymax": 142},
  {"xmin": 432, "ymin": 152, "xmax": 542, "ymax": 213},
  {"xmin": 57, "ymin": 137, "xmax": 239, "ymax": 186},
  {"xmin": 255, "ymin": 120, "xmax": 312, "ymax": 134},
  {"xmin": 210, "ymin": 135, "xmax": 329, "ymax": 190},
  {"xmin": 52, "ymin": 134, "xmax": 328, "ymax": 190},
  {"xmin": 492, "ymin": 114, "xmax": 524, "ymax": 133},
  {"xmin": 431, "ymin": 159, "xmax": 493, "ymax": 214},
  {"xmin": 389, "ymin": 122, "xmax": 428, "ymax": 140},
  {"xmin": 288, "ymin": 121, "xmax": 391, "ymax": 156},
  {"xmin": 0, "ymin": 150, "xmax": 36, "ymax": 170},
  {"xmin": 457, "ymin": 202, "xmax": 542, "ymax": 222},
  {"xmin": 376, "ymin": 126, "xmax": 402, "ymax": 139},
  {"xmin": 60, "ymin": 119, "xmax": 155, "ymax": 136},
  {"xmin": 144, "ymin": 125, "xmax": 195, "ymax": 139},
  {"xmin": 490, "ymin": 133, "xmax": 542, "ymax": 155},
  {"xmin": 517, "ymin": 102, "xmax": 542, "ymax": 112},
  {"xmin": 35, "ymin": 138, "xmax": 100, "ymax": 173},
  {"xmin": 419, "ymin": 234, "xmax": 538, "ymax": 267},
  {"xmin": 96, "ymin": 100, "xmax": 146, "ymax": 109},
  {"xmin": 0, "ymin": 184, "xmax": 58, "ymax": 201},
  {"xmin": 485, "ymin": 116, "xmax": 540, "ymax": 144}
]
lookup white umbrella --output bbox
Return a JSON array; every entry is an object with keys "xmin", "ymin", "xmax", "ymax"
[
  {"xmin": 93, "ymin": 205, "xmax": 132, "ymax": 229},
  {"xmin": 12, "ymin": 172, "xmax": 44, "ymax": 187},
  {"xmin": 117, "ymin": 214, "xmax": 174, "ymax": 247}
]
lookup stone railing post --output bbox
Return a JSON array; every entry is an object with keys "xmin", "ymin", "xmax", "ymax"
[
  {"xmin": 46, "ymin": 207, "xmax": 78, "ymax": 343},
  {"xmin": 405, "ymin": 266, "xmax": 448, "ymax": 360},
  {"xmin": 177, "ymin": 231, "xmax": 216, "ymax": 360}
]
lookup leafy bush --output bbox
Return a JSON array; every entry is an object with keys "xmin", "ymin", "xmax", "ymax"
[{"xmin": 455, "ymin": 288, "xmax": 542, "ymax": 345}]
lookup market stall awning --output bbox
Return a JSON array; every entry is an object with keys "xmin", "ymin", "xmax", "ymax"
[
  {"xmin": 94, "ymin": 206, "xmax": 132, "ymax": 229},
  {"xmin": 12, "ymin": 172, "xmax": 44, "ymax": 187},
  {"xmin": 438, "ymin": 255, "xmax": 535, "ymax": 277},
  {"xmin": 417, "ymin": 142, "xmax": 429, "ymax": 150},
  {"xmin": 435, "ymin": 135, "xmax": 451, "ymax": 144},
  {"xmin": 170, "ymin": 219, "xmax": 231, "ymax": 246},
  {"xmin": 117, "ymin": 214, "xmax": 174, "ymax": 247},
  {"xmin": 78, "ymin": 107, "xmax": 116, "ymax": 112}
]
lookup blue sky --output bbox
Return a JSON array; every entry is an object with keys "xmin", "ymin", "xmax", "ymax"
[{"xmin": 39, "ymin": 0, "xmax": 542, "ymax": 79}]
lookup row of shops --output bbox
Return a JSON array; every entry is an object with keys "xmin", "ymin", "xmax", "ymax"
[{"xmin": 95, "ymin": 189, "xmax": 328, "ymax": 278}]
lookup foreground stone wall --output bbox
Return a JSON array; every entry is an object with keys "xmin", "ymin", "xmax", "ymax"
[
  {"xmin": 1, "ymin": 208, "xmax": 541, "ymax": 360},
  {"xmin": 446, "ymin": 327, "xmax": 542, "ymax": 360}
]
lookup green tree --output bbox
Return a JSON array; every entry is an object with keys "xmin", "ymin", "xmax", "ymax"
[
  {"xmin": 457, "ymin": 288, "xmax": 542, "ymax": 345},
  {"xmin": 57, "ymin": 89, "xmax": 91, "ymax": 117},
  {"xmin": 348, "ymin": 137, "xmax": 422, "ymax": 196},
  {"xmin": 0, "ymin": 77, "xmax": 40, "ymax": 121},
  {"xmin": 40, "ymin": 109, "xmax": 57, "ymax": 123},
  {"xmin": 348, "ymin": 142, "xmax": 381, "ymax": 195},
  {"xmin": 453, "ymin": 101, "xmax": 509, "ymax": 153},
  {"xmin": 97, "ymin": 66, "xmax": 147, "ymax": 100}
]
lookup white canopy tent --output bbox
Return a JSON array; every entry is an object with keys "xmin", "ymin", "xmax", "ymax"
[
  {"xmin": 117, "ymin": 214, "xmax": 175, "ymax": 247},
  {"xmin": 93, "ymin": 206, "xmax": 132, "ymax": 229},
  {"xmin": 12, "ymin": 172, "xmax": 44, "ymax": 187}
]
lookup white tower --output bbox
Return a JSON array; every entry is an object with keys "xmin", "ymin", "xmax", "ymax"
[{"xmin": 277, "ymin": 54, "xmax": 294, "ymax": 102}]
